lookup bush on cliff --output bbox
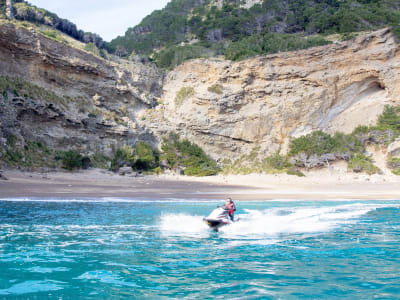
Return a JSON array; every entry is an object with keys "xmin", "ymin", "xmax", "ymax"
[
  {"xmin": 161, "ymin": 133, "xmax": 219, "ymax": 176},
  {"xmin": 111, "ymin": 142, "xmax": 159, "ymax": 171},
  {"xmin": 56, "ymin": 150, "xmax": 89, "ymax": 171},
  {"xmin": 348, "ymin": 153, "xmax": 380, "ymax": 175}
]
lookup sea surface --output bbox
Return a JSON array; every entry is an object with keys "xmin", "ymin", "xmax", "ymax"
[{"xmin": 0, "ymin": 198, "xmax": 399, "ymax": 299}]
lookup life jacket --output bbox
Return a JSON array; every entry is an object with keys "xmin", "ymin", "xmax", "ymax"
[{"xmin": 226, "ymin": 203, "xmax": 236, "ymax": 215}]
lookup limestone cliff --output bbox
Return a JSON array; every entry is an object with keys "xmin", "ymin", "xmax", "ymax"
[
  {"xmin": 0, "ymin": 20, "xmax": 399, "ymax": 166},
  {"xmin": 0, "ymin": 22, "xmax": 163, "ymax": 157},
  {"xmin": 142, "ymin": 28, "xmax": 399, "ymax": 160}
]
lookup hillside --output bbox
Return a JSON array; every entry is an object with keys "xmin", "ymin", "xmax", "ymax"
[
  {"xmin": 109, "ymin": 0, "xmax": 400, "ymax": 68},
  {"xmin": 0, "ymin": 0, "xmax": 105, "ymax": 49},
  {"xmin": 0, "ymin": 2, "xmax": 399, "ymax": 177}
]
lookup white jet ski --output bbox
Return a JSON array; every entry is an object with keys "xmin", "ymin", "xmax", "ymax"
[{"xmin": 204, "ymin": 206, "xmax": 236, "ymax": 232}]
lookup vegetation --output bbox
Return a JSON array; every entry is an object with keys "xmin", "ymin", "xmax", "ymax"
[
  {"xmin": 161, "ymin": 133, "xmax": 219, "ymax": 176},
  {"xmin": 111, "ymin": 142, "xmax": 159, "ymax": 171},
  {"xmin": 56, "ymin": 150, "xmax": 86, "ymax": 171},
  {"xmin": 289, "ymin": 131, "xmax": 364, "ymax": 157},
  {"xmin": 153, "ymin": 43, "xmax": 218, "ymax": 69},
  {"xmin": 1, "ymin": 136, "xmax": 56, "ymax": 169},
  {"xmin": 224, "ymin": 33, "xmax": 330, "ymax": 61},
  {"xmin": 208, "ymin": 84, "xmax": 223, "ymax": 95},
  {"xmin": 348, "ymin": 153, "xmax": 380, "ymax": 175},
  {"xmin": 40, "ymin": 29, "xmax": 65, "ymax": 43},
  {"xmin": 175, "ymin": 87, "xmax": 195, "ymax": 106},
  {"xmin": 287, "ymin": 105, "xmax": 400, "ymax": 174},
  {"xmin": 84, "ymin": 43, "xmax": 101, "ymax": 56},
  {"xmin": 0, "ymin": 75, "xmax": 68, "ymax": 106},
  {"xmin": 12, "ymin": 0, "xmax": 105, "ymax": 49},
  {"xmin": 221, "ymin": 148, "xmax": 302, "ymax": 176},
  {"xmin": 109, "ymin": 0, "xmax": 400, "ymax": 67},
  {"xmin": 90, "ymin": 153, "xmax": 111, "ymax": 169},
  {"xmin": 387, "ymin": 156, "xmax": 400, "ymax": 175}
]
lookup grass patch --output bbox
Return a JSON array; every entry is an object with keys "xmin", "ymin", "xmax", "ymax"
[
  {"xmin": 208, "ymin": 84, "xmax": 223, "ymax": 95},
  {"xmin": 175, "ymin": 87, "xmax": 194, "ymax": 106},
  {"xmin": 84, "ymin": 43, "xmax": 101, "ymax": 57},
  {"xmin": 40, "ymin": 29, "xmax": 65, "ymax": 44},
  {"xmin": 0, "ymin": 76, "xmax": 68, "ymax": 107}
]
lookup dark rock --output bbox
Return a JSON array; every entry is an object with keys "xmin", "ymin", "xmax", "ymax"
[
  {"xmin": 119, "ymin": 166, "xmax": 133, "ymax": 176},
  {"xmin": 0, "ymin": 172, "xmax": 9, "ymax": 180},
  {"xmin": 160, "ymin": 159, "xmax": 169, "ymax": 169},
  {"xmin": 82, "ymin": 157, "xmax": 91, "ymax": 170}
]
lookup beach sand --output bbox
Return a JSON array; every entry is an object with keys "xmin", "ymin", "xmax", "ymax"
[{"xmin": 0, "ymin": 166, "xmax": 399, "ymax": 200}]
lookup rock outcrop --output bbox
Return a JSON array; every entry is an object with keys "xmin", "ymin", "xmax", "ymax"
[
  {"xmin": 144, "ymin": 28, "xmax": 400, "ymax": 160},
  {"xmin": 1, "ymin": 20, "xmax": 399, "ymax": 165},
  {"xmin": 0, "ymin": 22, "xmax": 163, "ymax": 156}
]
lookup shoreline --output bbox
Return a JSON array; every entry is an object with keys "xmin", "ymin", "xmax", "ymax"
[{"xmin": 0, "ymin": 168, "xmax": 399, "ymax": 200}]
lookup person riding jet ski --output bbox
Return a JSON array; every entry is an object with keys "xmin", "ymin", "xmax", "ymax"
[
  {"xmin": 224, "ymin": 198, "xmax": 236, "ymax": 221},
  {"xmin": 204, "ymin": 198, "xmax": 237, "ymax": 231}
]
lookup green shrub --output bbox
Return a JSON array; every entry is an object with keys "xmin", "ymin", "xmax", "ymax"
[
  {"xmin": 286, "ymin": 168, "xmax": 305, "ymax": 177},
  {"xmin": 111, "ymin": 142, "xmax": 159, "ymax": 171},
  {"xmin": 84, "ymin": 43, "xmax": 101, "ymax": 56},
  {"xmin": 289, "ymin": 131, "xmax": 338, "ymax": 156},
  {"xmin": 111, "ymin": 145, "xmax": 136, "ymax": 170},
  {"xmin": 40, "ymin": 30, "xmax": 64, "ymax": 43},
  {"xmin": 208, "ymin": 84, "xmax": 223, "ymax": 95},
  {"xmin": 153, "ymin": 43, "xmax": 217, "ymax": 69},
  {"xmin": 348, "ymin": 153, "xmax": 380, "ymax": 175},
  {"xmin": 161, "ymin": 132, "xmax": 219, "ymax": 176},
  {"xmin": 264, "ymin": 152, "xmax": 292, "ymax": 170},
  {"xmin": 175, "ymin": 87, "xmax": 195, "ymax": 106},
  {"xmin": 134, "ymin": 141, "xmax": 159, "ymax": 170},
  {"xmin": 289, "ymin": 130, "xmax": 364, "ymax": 157},
  {"xmin": 57, "ymin": 150, "xmax": 84, "ymax": 170},
  {"xmin": 377, "ymin": 105, "xmax": 400, "ymax": 132},
  {"xmin": 90, "ymin": 153, "xmax": 110, "ymax": 169},
  {"xmin": 224, "ymin": 33, "xmax": 331, "ymax": 61},
  {"xmin": 5, "ymin": 149, "xmax": 24, "ymax": 164}
]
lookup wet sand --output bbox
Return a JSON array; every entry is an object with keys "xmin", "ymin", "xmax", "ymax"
[{"xmin": 0, "ymin": 169, "xmax": 399, "ymax": 200}]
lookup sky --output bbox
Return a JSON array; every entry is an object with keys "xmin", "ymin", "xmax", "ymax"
[{"xmin": 28, "ymin": 0, "xmax": 171, "ymax": 41}]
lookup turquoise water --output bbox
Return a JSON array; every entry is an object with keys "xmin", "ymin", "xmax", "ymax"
[{"xmin": 0, "ymin": 198, "xmax": 400, "ymax": 299}]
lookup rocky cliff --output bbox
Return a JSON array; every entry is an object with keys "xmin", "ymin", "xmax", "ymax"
[
  {"xmin": 1, "ymin": 19, "xmax": 399, "ymax": 166},
  {"xmin": 143, "ymin": 28, "xmax": 400, "ymax": 160},
  {"xmin": 0, "ymin": 22, "xmax": 163, "ymax": 157}
]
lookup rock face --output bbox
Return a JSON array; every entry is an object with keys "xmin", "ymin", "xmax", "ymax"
[
  {"xmin": 144, "ymin": 28, "xmax": 400, "ymax": 160},
  {"xmin": 1, "ymin": 21, "xmax": 399, "ymax": 163},
  {"xmin": 0, "ymin": 23, "xmax": 163, "ymax": 156}
]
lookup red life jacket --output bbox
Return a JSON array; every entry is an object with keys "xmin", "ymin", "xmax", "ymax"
[{"xmin": 226, "ymin": 203, "xmax": 236, "ymax": 215}]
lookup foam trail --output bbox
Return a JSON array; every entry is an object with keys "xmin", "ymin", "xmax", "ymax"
[
  {"xmin": 160, "ymin": 213, "xmax": 210, "ymax": 238},
  {"xmin": 159, "ymin": 203, "xmax": 400, "ymax": 241}
]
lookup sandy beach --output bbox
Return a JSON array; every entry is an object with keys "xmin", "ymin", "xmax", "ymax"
[{"xmin": 0, "ymin": 167, "xmax": 399, "ymax": 200}]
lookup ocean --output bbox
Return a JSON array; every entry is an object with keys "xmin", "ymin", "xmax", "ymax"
[{"xmin": 0, "ymin": 198, "xmax": 399, "ymax": 299}]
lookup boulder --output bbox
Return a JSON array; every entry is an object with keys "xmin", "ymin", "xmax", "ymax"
[
  {"xmin": 0, "ymin": 171, "xmax": 8, "ymax": 180},
  {"xmin": 118, "ymin": 167, "xmax": 133, "ymax": 176},
  {"xmin": 388, "ymin": 138, "xmax": 400, "ymax": 157}
]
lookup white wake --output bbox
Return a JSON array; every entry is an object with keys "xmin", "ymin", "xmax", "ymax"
[{"xmin": 159, "ymin": 203, "xmax": 399, "ymax": 240}]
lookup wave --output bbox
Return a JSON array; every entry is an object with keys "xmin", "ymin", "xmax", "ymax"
[{"xmin": 159, "ymin": 203, "xmax": 400, "ymax": 240}]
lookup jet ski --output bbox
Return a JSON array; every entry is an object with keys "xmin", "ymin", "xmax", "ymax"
[{"xmin": 204, "ymin": 206, "xmax": 233, "ymax": 232}]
